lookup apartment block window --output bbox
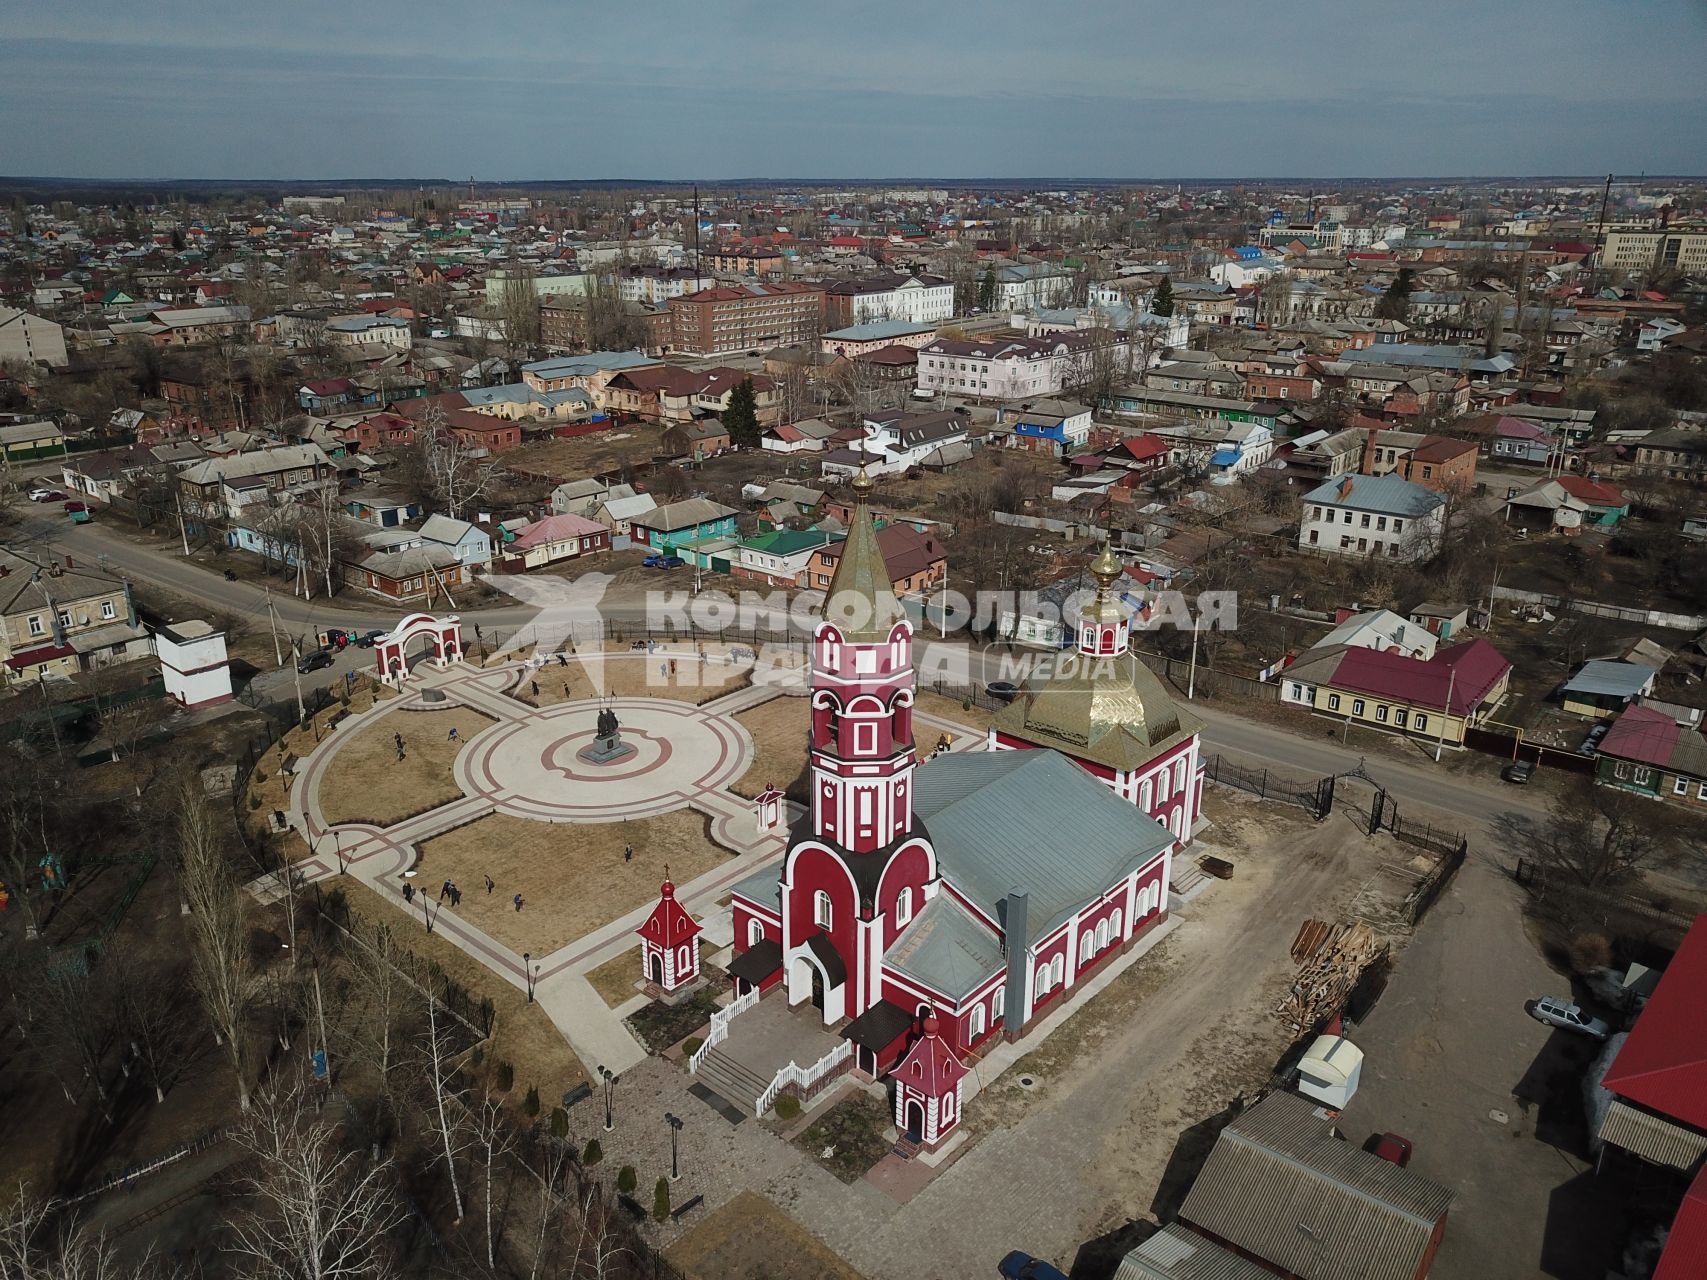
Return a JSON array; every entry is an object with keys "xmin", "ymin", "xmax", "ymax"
[
  {"xmin": 1352, "ymin": 699, "xmax": 1365, "ymax": 717},
  {"xmin": 1377, "ymin": 705, "xmax": 1389, "ymax": 722},
  {"xmin": 27, "ymin": 615, "xmax": 44, "ymax": 637},
  {"xmin": 1327, "ymin": 694, "xmax": 1341, "ymax": 711},
  {"xmin": 1414, "ymin": 714, "xmax": 1428, "ymax": 732},
  {"xmin": 101, "ymin": 600, "xmax": 116, "ymax": 620},
  {"xmin": 1360, "ymin": 513, "xmax": 1371, "ymax": 528},
  {"xmin": 56, "ymin": 611, "xmax": 71, "ymax": 628}
]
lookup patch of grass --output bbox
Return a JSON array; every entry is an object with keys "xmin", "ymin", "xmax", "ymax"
[
  {"xmin": 666, "ymin": 1190, "xmax": 864, "ymax": 1280},
  {"xmin": 416, "ymin": 809, "xmax": 731, "ymax": 955},
  {"xmin": 793, "ymin": 1092, "xmax": 892, "ymax": 1183},
  {"xmin": 625, "ymin": 969, "xmax": 727, "ymax": 1053},
  {"xmin": 584, "ymin": 947, "xmax": 642, "ymax": 1009},
  {"xmin": 318, "ymin": 707, "xmax": 495, "ymax": 827},
  {"xmin": 732, "ymin": 694, "xmax": 811, "ymax": 801}
]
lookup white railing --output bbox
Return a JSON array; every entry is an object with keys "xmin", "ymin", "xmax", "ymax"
[
  {"xmin": 689, "ymin": 985, "xmax": 758, "ymax": 1074},
  {"xmin": 756, "ymin": 1039, "xmax": 853, "ymax": 1116}
]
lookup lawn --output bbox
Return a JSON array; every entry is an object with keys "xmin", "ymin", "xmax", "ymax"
[
  {"xmin": 732, "ymin": 694, "xmax": 811, "ymax": 801},
  {"xmin": 507, "ymin": 648, "xmax": 752, "ymax": 707},
  {"xmin": 317, "ymin": 707, "xmax": 495, "ymax": 828},
  {"xmin": 584, "ymin": 946, "xmax": 643, "ymax": 1008},
  {"xmin": 666, "ymin": 1190, "xmax": 864, "ymax": 1280},
  {"xmin": 414, "ymin": 808, "xmax": 731, "ymax": 955},
  {"xmin": 793, "ymin": 1091, "xmax": 894, "ymax": 1184},
  {"xmin": 626, "ymin": 976, "xmax": 724, "ymax": 1053},
  {"xmin": 914, "ymin": 689, "xmax": 995, "ymax": 735},
  {"xmin": 332, "ymin": 879, "xmax": 589, "ymax": 1116}
]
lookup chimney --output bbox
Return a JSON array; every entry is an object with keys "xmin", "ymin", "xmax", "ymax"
[
  {"xmin": 1001, "ymin": 889, "xmax": 1029, "ymax": 1040},
  {"xmin": 65, "ymin": 555, "xmax": 74, "ymax": 570},
  {"xmin": 1337, "ymin": 476, "xmax": 1355, "ymax": 502}
]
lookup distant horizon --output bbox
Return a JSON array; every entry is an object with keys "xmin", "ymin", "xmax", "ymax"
[{"xmin": 4, "ymin": 1, "xmax": 1703, "ymax": 181}]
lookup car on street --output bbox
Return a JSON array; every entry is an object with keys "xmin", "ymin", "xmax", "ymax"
[
  {"xmin": 324, "ymin": 628, "xmax": 351, "ymax": 649},
  {"xmin": 997, "ymin": 1253, "xmax": 1069, "ymax": 1280},
  {"xmin": 1371, "ymin": 1132, "xmax": 1414, "ymax": 1167},
  {"xmin": 642, "ymin": 553, "xmax": 685, "ymax": 569},
  {"xmin": 353, "ymin": 628, "xmax": 388, "ymax": 648},
  {"xmin": 1502, "ymin": 759, "xmax": 1535, "ymax": 784},
  {"xmin": 296, "ymin": 649, "xmax": 334, "ymax": 674},
  {"xmin": 985, "ymin": 681, "xmax": 1020, "ymax": 703},
  {"xmin": 1530, "ymin": 996, "xmax": 1610, "ymax": 1040},
  {"xmin": 29, "ymin": 488, "xmax": 66, "ymax": 502}
]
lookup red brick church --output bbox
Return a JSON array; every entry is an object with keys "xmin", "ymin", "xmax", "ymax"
[{"xmin": 727, "ymin": 473, "xmax": 1200, "ymax": 1149}]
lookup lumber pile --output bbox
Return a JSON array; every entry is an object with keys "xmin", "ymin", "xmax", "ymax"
[{"xmin": 1277, "ymin": 919, "xmax": 1384, "ymax": 1031}]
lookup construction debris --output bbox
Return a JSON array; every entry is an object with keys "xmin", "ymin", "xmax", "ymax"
[{"xmin": 1277, "ymin": 920, "xmax": 1386, "ymax": 1032}]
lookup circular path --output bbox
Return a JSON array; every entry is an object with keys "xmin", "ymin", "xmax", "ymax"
[{"xmin": 453, "ymin": 696, "xmax": 754, "ymax": 823}]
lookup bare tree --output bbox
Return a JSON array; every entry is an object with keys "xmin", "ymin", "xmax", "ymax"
[
  {"xmin": 401, "ymin": 405, "xmax": 499, "ymax": 519},
  {"xmin": 112, "ymin": 951, "xmax": 195, "ymax": 1104},
  {"xmin": 0, "ymin": 749, "xmax": 54, "ymax": 938},
  {"xmin": 175, "ymin": 771, "xmax": 256, "ymax": 1112},
  {"xmin": 1541, "ymin": 777, "xmax": 1684, "ymax": 888},
  {"xmin": 337, "ymin": 921, "xmax": 408, "ymax": 1101},
  {"xmin": 497, "ymin": 264, "xmax": 541, "ymax": 362},
  {"xmin": 29, "ymin": 962, "xmax": 119, "ymax": 1117},
  {"xmin": 0, "ymin": 1182, "xmax": 170, "ymax": 1280},
  {"xmin": 419, "ymin": 989, "xmax": 469, "ymax": 1222},
  {"xmin": 467, "ymin": 1093, "xmax": 515, "ymax": 1270},
  {"xmin": 226, "ymin": 1076, "xmax": 405, "ymax": 1280}
]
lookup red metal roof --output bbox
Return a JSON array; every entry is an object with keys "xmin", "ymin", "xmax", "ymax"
[
  {"xmin": 1605, "ymin": 915, "xmax": 1707, "ymax": 1131},
  {"xmin": 635, "ymin": 880, "xmax": 701, "ymax": 949},
  {"xmin": 1120, "ymin": 434, "xmax": 1171, "ymax": 462},
  {"xmin": 1556, "ymin": 475, "xmax": 1626, "ymax": 508},
  {"xmin": 4, "ymin": 641, "xmax": 77, "ymax": 671},
  {"xmin": 1598, "ymin": 704, "xmax": 1679, "ymax": 768},
  {"xmin": 1327, "ymin": 638, "xmax": 1511, "ymax": 717},
  {"xmin": 894, "ymin": 1015, "xmax": 967, "ymax": 1096},
  {"xmin": 1656, "ymin": 1165, "xmax": 1707, "ymax": 1280}
]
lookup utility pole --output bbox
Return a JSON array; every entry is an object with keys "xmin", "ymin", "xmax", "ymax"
[
  {"xmin": 312, "ymin": 965, "xmax": 331, "ymax": 1097},
  {"xmin": 265, "ymin": 584, "xmax": 283, "ymax": 666},
  {"xmin": 1593, "ymin": 173, "xmax": 1614, "ymax": 290},
  {"xmin": 1186, "ymin": 610, "xmax": 1200, "ymax": 700},
  {"xmin": 174, "ymin": 488, "xmax": 191, "ymax": 557},
  {"xmin": 290, "ymin": 639, "xmax": 306, "ymax": 724},
  {"xmin": 1434, "ymin": 665, "xmax": 1457, "ymax": 763}
]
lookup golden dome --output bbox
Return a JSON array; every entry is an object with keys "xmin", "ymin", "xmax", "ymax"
[
  {"xmin": 1089, "ymin": 539, "xmax": 1123, "ymax": 590},
  {"xmin": 992, "ymin": 651, "xmax": 1202, "ymax": 771}
]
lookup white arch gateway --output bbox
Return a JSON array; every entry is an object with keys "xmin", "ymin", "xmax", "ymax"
[{"xmin": 374, "ymin": 613, "xmax": 463, "ymax": 685}]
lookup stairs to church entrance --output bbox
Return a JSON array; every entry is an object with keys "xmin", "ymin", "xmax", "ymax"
[{"xmin": 693, "ymin": 1045, "xmax": 771, "ymax": 1117}]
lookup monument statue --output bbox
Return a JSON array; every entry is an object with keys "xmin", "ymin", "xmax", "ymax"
[
  {"xmin": 580, "ymin": 702, "xmax": 636, "ymax": 766},
  {"xmin": 597, "ymin": 706, "xmax": 619, "ymax": 738}
]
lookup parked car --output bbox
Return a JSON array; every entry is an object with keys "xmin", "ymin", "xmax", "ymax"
[
  {"xmin": 642, "ymin": 553, "xmax": 685, "ymax": 569},
  {"xmin": 353, "ymin": 628, "xmax": 388, "ymax": 648},
  {"xmin": 985, "ymin": 681, "xmax": 1020, "ymax": 703},
  {"xmin": 1502, "ymin": 759, "xmax": 1535, "ymax": 785},
  {"xmin": 998, "ymin": 1253, "xmax": 1069, "ymax": 1280},
  {"xmin": 1371, "ymin": 1132, "xmax": 1414, "ymax": 1167},
  {"xmin": 324, "ymin": 628, "xmax": 351, "ymax": 649},
  {"xmin": 1530, "ymin": 996, "xmax": 1610, "ymax": 1040},
  {"xmin": 29, "ymin": 488, "xmax": 66, "ymax": 502},
  {"xmin": 65, "ymin": 504, "xmax": 92, "ymax": 524},
  {"xmin": 296, "ymin": 649, "xmax": 335, "ymax": 674}
]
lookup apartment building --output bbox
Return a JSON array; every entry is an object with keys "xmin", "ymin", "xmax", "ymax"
[
  {"xmin": 1599, "ymin": 222, "xmax": 1707, "ymax": 278},
  {"xmin": 668, "ymin": 282, "xmax": 825, "ymax": 358},
  {"xmin": 916, "ymin": 329, "xmax": 1128, "ymax": 400},
  {"xmin": 823, "ymin": 273, "xmax": 954, "ymax": 326},
  {"xmin": 617, "ymin": 266, "xmax": 714, "ymax": 305},
  {"xmin": 1298, "ymin": 474, "xmax": 1446, "ymax": 562},
  {"xmin": 0, "ymin": 549, "xmax": 151, "ymax": 684},
  {"xmin": 0, "ymin": 306, "xmax": 70, "ymax": 368}
]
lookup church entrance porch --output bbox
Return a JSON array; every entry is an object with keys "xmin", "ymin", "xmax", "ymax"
[{"xmin": 691, "ymin": 988, "xmax": 847, "ymax": 1117}]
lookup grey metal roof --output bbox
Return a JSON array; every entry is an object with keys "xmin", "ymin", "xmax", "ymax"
[
  {"xmin": 1115, "ymin": 1225, "xmax": 1273, "ymax": 1280},
  {"xmin": 1562, "ymin": 660, "xmax": 1657, "ymax": 700},
  {"xmin": 1302, "ymin": 474, "xmax": 1445, "ymax": 518},
  {"xmin": 883, "ymin": 892, "xmax": 1005, "ymax": 1000},
  {"xmin": 1178, "ymin": 1092, "xmax": 1454, "ymax": 1280},
  {"xmin": 729, "ymin": 862, "xmax": 782, "ymax": 910},
  {"xmin": 913, "ymin": 751, "xmax": 1175, "ymax": 946}
]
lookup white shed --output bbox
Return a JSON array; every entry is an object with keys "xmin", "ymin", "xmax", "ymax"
[{"xmin": 1296, "ymin": 1034, "xmax": 1365, "ymax": 1110}]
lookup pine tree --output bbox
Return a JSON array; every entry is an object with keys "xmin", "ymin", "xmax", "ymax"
[
  {"xmin": 977, "ymin": 268, "xmax": 996, "ymax": 312},
  {"xmin": 653, "ymin": 1177, "xmax": 672, "ymax": 1222},
  {"xmin": 724, "ymin": 377, "xmax": 761, "ymax": 448},
  {"xmin": 1374, "ymin": 268, "xmax": 1414, "ymax": 321},
  {"xmin": 1151, "ymin": 276, "xmax": 1174, "ymax": 317}
]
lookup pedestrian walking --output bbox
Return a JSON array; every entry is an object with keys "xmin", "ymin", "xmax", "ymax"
[
  {"xmin": 448, "ymin": 726, "xmax": 460, "ymax": 742},
  {"xmin": 484, "ymin": 874, "xmax": 495, "ymax": 894},
  {"xmin": 513, "ymin": 893, "xmax": 525, "ymax": 912},
  {"xmin": 450, "ymin": 885, "xmax": 462, "ymax": 908},
  {"xmin": 557, "ymin": 653, "xmax": 567, "ymax": 666},
  {"xmin": 396, "ymin": 744, "xmax": 406, "ymax": 762},
  {"xmin": 531, "ymin": 679, "xmax": 540, "ymax": 697},
  {"xmin": 669, "ymin": 658, "xmax": 677, "ymax": 676},
  {"xmin": 564, "ymin": 683, "xmax": 571, "ymax": 697},
  {"xmin": 624, "ymin": 843, "xmax": 632, "ymax": 863},
  {"xmin": 402, "ymin": 883, "xmax": 414, "ymax": 903},
  {"xmin": 394, "ymin": 731, "xmax": 404, "ymax": 751},
  {"xmin": 659, "ymin": 661, "xmax": 667, "ymax": 679},
  {"xmin": 475, "ymin": 624, "xmax": 484, "ymax": 640},
  {"xmin": 440, "ymin": 879, "xmax": 452, "ymax": 902}
]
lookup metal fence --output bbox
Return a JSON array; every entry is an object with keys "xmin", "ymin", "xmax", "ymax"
[{"xmin": 1202, "ymin": 753, "xmax": 1334, "ymax": 820}]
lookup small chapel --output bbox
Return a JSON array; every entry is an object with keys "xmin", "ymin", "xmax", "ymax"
[{"xmin": 725, "ymin": 470, "xmax": 1202, "ymax": 1150}]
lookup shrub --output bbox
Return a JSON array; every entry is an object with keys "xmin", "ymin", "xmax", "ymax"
[
  {"xmin": 1568, "ymin": 931, "xmax": 1614, "ymax": 974},
  {"xmin": 550, "ymin": 1107, "xmax": 568, "ymax": 1138},
  {"xmin": 582, "ymin": 1138, "xmax": 603, "ymax": 1166},
  {"xmin": 683, "ymin": 1036, "xmax": 703, "ymax": 1058},
  {"xmin": 616, "ymin": 1165, "xmax": 637, "ymax": 1195},
  {"xmin": 774, "ymin": 1093, "xmax": 801, "ymax": 1121},
  {"xmin": 248, "ymin": 794, "xmax": 262, "ymax": 810},
  {"xmin": 496, "ymin": 1061, "xmax": 514, "ymax": 1091},
  {"xmin": 653, "ymin": 1177, "xmax": 671, "ymax": 1222},
  {"xmin": 524, "ymin": 1085, "xmax": 540, "ymax": 1117}
]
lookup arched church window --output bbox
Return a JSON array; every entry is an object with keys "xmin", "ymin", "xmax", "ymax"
[
  {"xmin": 814, "ymin": 890, "xmax": 832, "ymax": 930},
  {"xmin": 896, "ymin": 886, "xmax": 914, "ymax": 927},
  {"xmin": 748, "ymin": 919, "xmax": 765, "ymax": 946}
]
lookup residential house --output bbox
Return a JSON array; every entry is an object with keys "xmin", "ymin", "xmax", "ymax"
[
  {"xmin": 1633, "ymin": 429, "xmax": 1707, "ymax": 482},
  {"xmin": 351, "ymin": 544, "xmax": 468, "ymax": 601},
  {"xmin": 1409, "ymin": 601, "xmax": 1470, "ymax": 641},
  {"xmin": 806, "ymin": 522, "xmax": 947, "ymax": 597},
  {"xmin": 177, "ymin": 444, "xmax": 338, "ymax": 522},
  {"xmin": 344, "ymin": 491, "xmax": 422, "ymax": 528},
  {"xmin": 0, "ymin": 421, "xmax": 66, "ymax": 461},
  {"xmin": 916, "ymin": 330, "xmax": 1129, "ymax": 401},
  {"xmin": 989, "ymin": 262, "xmax": 1075, "ymax": 311},
  {"xmin": 1560, "ymin": 661, "xmax": 1659, "ymax": 718},
  {"xmin": 1453, "ymin": 413, "xmax": 1557, "ymax": 466},
  {"xmin": 662, "ymin": 418, "xmax": 732, "ymax": 458},
  {"xmin": 820, "ymin": 410, "xmax": 970, "ymax": 477},
  {"xmin": 1206, "ymin": 420, "xmax": 1274, "ymax": 484},
  {"xmin": 1103, "ymin": 433, "xmax": 1172, "ymax": 479},
  {"xmin": 496, "ymin": 513, "xmax": 610, "ymax": 570},
  {"xmin": 418, "ymin": 514, "xmax": 493, "ymax": 570},
  {"xmin": 1285, "ymin": 428, "xmax": 1365, "ymax": 483},
  {"xmin": 630, "ymin": 498, "xmax": 739, "ymax": 554},
  {"xmin": 1000, "ymin": 399, "xmax": 1092, "ymax": 457},
  {"xmin": 1317, "ymin": 608, "xmax": 1439, "ymax": 659},
  {"xmin": 519, "ymin": 351, "xmax": 664, "ymax": 403},
  {"xmin": 1299, "ymin": 474, "xmax": 1447, "ymax": 562},
  {"xmin": 1504, "ymin": 477, "xmax": 1629, "ymax": 532},
  {"xmin": 1398, "ymin": 436, "xmax": 1478, "ymax": 493},
  {"xmin": 549, "ymin": 478, "xmax": 637, "ymax": 519},
  {"xmin": 595, "ymin": 492, "xmax": 657, "ymax": 537},
  {"xmin": 820, "ymin": 320, "xmax": 939, "ymax": 357},
  {"xmin": 1598, "ymin": 704, "xmax": 1707, "ymax": 809},
  {"xmin": 731, "ymin": 528, "xmax": 838, "ymax": 587},
  {"xmin": 0, "ymin": 550, "xmax": 151, "ymax": 684},
  {"xmin": 1279, "ymin": 637, "xmax": 1512, "ymax": 747},
  {"xmin": 299, "ymin": 378, "xmax": 357, "ymax": 414},
  {"xmin": 761, "ymin": 417, "xmax": 839, "ymax": 454}
]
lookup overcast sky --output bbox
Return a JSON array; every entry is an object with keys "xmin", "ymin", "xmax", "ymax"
[{"xmin": 3, "ymin": 0, "xmax": 1705, "ymax": 181}]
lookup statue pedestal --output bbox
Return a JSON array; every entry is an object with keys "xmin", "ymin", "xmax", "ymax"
[{"xmin": 577, "ymin": 732, "xmax": 636, "ymax": 766}]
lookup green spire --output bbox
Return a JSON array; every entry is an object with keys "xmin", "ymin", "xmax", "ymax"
[{"xmin": 822, "ymin": 469, "xmax": 905, "ymax": 642}]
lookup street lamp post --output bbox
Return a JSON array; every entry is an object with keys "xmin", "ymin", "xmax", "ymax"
[
  {"xmin": 524, "ymin": 952, "xmax": 534, "ymax": 1002},
  {"xmin": 598, "ymin": 1064, "xmax": 618, "ymax": 1132},
  {"xmin": 665, "ymin": 1112, "xmax": 683, "ymax": 1181}
]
